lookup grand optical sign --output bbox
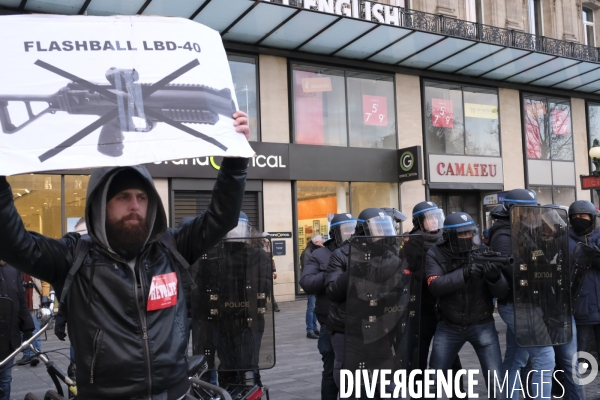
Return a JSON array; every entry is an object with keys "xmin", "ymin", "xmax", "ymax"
[
  {"xmin": 429, "ymin": 154, "xmax": 504, "ymax": 184},
  {"xmin": 145, "ymin": 142, "xmax": 289, "ymax": 180},
  {"xmin": 264, "ymin": 0, "xmax": 406, "ymax": 26}
]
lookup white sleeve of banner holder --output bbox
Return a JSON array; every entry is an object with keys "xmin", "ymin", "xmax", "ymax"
[{"xmin": 0, "ymin": 14, "xmax": 255, "ymax": 176}]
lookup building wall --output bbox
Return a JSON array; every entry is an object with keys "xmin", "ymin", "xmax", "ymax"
[
  {"xmin": 396, "ymin": 73, "xmax": 426, "ymax": 231},
  {"xmin": 407, "ymin": 0, "xmax": 591, "ymax": 45},
  {"xmin": 154, "ymin": 178, "xmax": 170, "ymax": 226},
  {"xmin": 259, "ymin": 54, "xmax": 290, "ymax": 144},
  {"xmin": 573, "ymin": 97, "xmax": 592, "ymax": 201},
  {"xmin": 263, "ymin": 181, "xmax": 295, "ymax": 302},
  {"xmin": 498, "ymin": 88, "xmax": 526, "ymax": 191}
]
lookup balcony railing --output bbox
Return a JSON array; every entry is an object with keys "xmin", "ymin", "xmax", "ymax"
[{"xmin": 266, "ymin": 0, "xmax": 600, "ymax": 63}]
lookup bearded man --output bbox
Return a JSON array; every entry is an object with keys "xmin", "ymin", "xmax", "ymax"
[{"xmin": 0, "ymin": 113, "xmax": 250, "ymax": 400}]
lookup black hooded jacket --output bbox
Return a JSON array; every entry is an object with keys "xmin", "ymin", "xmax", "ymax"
[
  {"xmin": 426, "ymin": 243, "xmax": 508, "ymax": 327},
  {"xmin": 0, "ymin": 157, "xmax": 247, "ymax": 400},
  {"xmin": 487, "ymin": 218, "xmax": 513, "ymax": 303},
  {"xmin": 0, "ymin": 262, "xmax": 34, "ymax": 359},
  {"xmin": 299, "ymin": 239, "xmax": 338, "ymax": 325},
  {"xmin": 408, "ymin": 227, "xmax": 442, "ymax": 316}
]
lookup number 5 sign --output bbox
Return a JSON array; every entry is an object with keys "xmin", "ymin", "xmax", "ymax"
[
  {"xmin": 363, "ymin": 95, "xmax": 388, "ymax": 126},
  {"xmin": 432, "ymin": 98, "xmax": 454, "ymax": 128}
]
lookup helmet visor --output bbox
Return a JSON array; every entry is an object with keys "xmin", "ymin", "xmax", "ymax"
[
  {"xmin": 417, "ymin": 209, "xmax": 445, "ymax": 232},
  {"xmin": 365, "ymin": 215, "xmax": 396, "ymax": 237},
  {"xmin": 448, "ymin": 226, "xmax": 481, "ymax": 253},
  {"xmin": 225, "ymin": 219, "xmax": 250, "ymax": 240},
  {"xmin": 338, "ymin": 220, "xmax": 357, "ymax": 242}
]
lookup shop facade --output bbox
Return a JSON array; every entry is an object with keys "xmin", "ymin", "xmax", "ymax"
[{"xmin": 3, "ymin": 0, "xmax": 600, "ymax": 300}]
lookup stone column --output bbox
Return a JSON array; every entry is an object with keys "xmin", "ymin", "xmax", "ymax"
[
  {"xmin": 499, "ymin": 88, "xmax": 526, "ymax": 190},
  {"xmin": 572, "ymin": 98, "xmax": 591, "ymax": 201},
  {"xmin": 396, "ymin": 73, "xmax": 426, "ymax": 231},
  {"xmin": 561, "ymin": 0, "xmax": 578, "ymax": 41},
  {"xmin": 505, "ymin": 0, "xmax": 524, "ymax": 30},
  {"xmin": 436, "ymin": 0, "xmax": 457, "ymax": 17},
  {"xmin": 259, "ymin": 55, "xmax": 290, "ymax": 143}
]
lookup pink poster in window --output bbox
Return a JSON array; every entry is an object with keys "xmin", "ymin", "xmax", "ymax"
[
  {"xmin": 525, "ymin": 103, "xmax": 542, "ymax": 158},
  {"xmin": 432, "ymin": 98, "xmax": 454, "ymax": 128},
  {"xmin": 552, "ymin": 109, "xmax": 571, "ymax": 135},
  {"xmin": 294, "ymin": 70, "xmax": 325, "ymax": 145},
  {"xmin": 362, "ymin": 95, "xmax": 388, "ymax": 126}
]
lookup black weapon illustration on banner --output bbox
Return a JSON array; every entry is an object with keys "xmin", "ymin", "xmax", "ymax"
[{"xmin": 0, "ymin": 59, "xmax": 232, "ymax": 162}]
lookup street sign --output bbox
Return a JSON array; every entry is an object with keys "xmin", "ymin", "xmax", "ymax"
[{"xmin": 581, "ymin": 175, "xmax": 600, "ymax": 190}]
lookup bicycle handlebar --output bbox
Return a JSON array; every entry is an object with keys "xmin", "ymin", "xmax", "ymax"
[
  {"xmin": 189, "ymin": 378, "xmax": 233, "ymax": 400},
  {"xmin": 0, "ymin": 318, "xmax": 53, "ymax": 368}
]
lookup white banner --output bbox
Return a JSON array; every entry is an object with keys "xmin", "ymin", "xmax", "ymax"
[{"xmin": 0, "ymin": 15, "xmax": 255, "ymax": 175}]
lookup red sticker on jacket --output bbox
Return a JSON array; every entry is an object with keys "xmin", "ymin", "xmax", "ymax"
[{"xmin": 147, "ymin": 272, "xmax": 178, "ymax": 311}]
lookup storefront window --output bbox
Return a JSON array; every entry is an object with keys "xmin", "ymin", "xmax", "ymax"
[
  {"xmin": 524, "ymin": 95, "xmax": 573, "ymax": 161},
  {"xmin": 7, "ymin": 174, "xmax": 91, "ymax": 238},
  {"xmin": 293, "ymin": 65, "xmax": 347, "ymax": 147},
  {"xmin": 297, "ymin": 181, "xmax": 349, "ymax": 250},
  {"xmin": 350, "ymin": 182, "xmax": 399, "ymax": 216},
  {"xmin": 424, "ymin": 81, "xmax": 500, "ymax": 156},
  {"xmin": 64, "ymin": 175, "xmax": 90, "ymax": 232},
  {"xmin": 8, "ymin": 174, "xmax": 62, "ymax": 239},
  {"xmin": 292, "ymin": 64, "xmax": 396, "ymax": 149},
  {"xmin": 347, "ymin": 72, "xmax": 396, "ymax": 149},
  {"xmin": 528, "ymin": 186, "xmax": 575, "ymax": 206},
  {"xmin": 228, "ymin": 54, "xmax": 259, "ymax": 142},
  {"xmin": 589, "ymin": 103, "xmax": 600, "ymax": 147}
]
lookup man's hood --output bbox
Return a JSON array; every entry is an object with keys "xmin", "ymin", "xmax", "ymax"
[{"xmin": 85, "ymin": 165, "xmax": 167, "ymax": 256}]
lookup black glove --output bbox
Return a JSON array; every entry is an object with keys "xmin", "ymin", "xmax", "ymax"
[
  {"xmin": 463, "ymin": 264, "xmax": 484, "ymax": 282},
  {"xmin": 483, "ymin": 262, "xmax": 501, "ymax": 283}
]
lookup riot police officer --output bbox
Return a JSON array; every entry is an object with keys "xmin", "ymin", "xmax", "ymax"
[
  {"xmin": 489, "ymin": 189, "xmax": 556, "ymax": 400},
  {"xmin": 300, "ymin": 213, "xmax": 357, "ymax": 400},
  {"xmin": 569, "ymin": 200, "xmax": 600, "ymax": 376},
  {"xmin": 408, "ymin": 201, "xmax": 464, "ymax": 379},
  {"xmin": 325, "ymin": 208, "xmax": 412, "ymax": 393},
  {"xmin": 426, "ymin": 212, "xmax": 508, "ymax": 398}
]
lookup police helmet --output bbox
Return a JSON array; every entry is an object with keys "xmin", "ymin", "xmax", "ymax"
[
  {"xmin": 357, "ymin": 208, "xmax": 396, "ymax": 238},
  {"xmin": 568, "ymin": 200, "xmax": 597, "ymax": 235},
  {"xmin": 225, "ymin": 211, "xmax": 250, "ymax": 240},
  {"xmin": 503, "ymin": 189, "xmax": 537, "ymax": 211},
  {"xmin": 329, "ymin": 213, "xmax": 357, "ymax": 246},
  {"xmin": 490, "ymin": 204, "xmax": 508, "ymax": 220},
  {"xmin": 412, "ymin": 201, "xmax": 444, "ymax": 233},
  {"xmin": 442, "ymin": 212, "xmax": 480, "ymax": 253},
  {"xmin": 381, "ymin": 207, "xmax": 408, "ymax": 235}
]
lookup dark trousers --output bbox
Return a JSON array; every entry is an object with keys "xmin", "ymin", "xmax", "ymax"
[
  {"xmin": 318, "ymin": 328, "xmax": 337, "ymax": 400},
  {"xmin": 577, "ymin": 324, "xmax": 600, "ymax": 360},
  {"xmin": 419, "ymin": 314, "xmax": 463, "ymax": 396}
]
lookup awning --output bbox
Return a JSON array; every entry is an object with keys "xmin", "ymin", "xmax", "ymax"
[{"xmin": 3, "ymin": 0, "xmax": 600, "ymax": 94}]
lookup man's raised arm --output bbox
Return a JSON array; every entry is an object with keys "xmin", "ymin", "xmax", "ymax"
[{"xmin": 0, "ymin": 176, "xmax": 73, "ymax": 284}]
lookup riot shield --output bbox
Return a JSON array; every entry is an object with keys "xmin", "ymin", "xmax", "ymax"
[
  {"xmin": 571, "ymin": 242, "xmax": 594, "ymax": 303},
  {"xmin": 511, "ymin": 205, "xmax": 572, "ymax": 346},
  {"xmin": 343, "ymin": 234, "xmax": 423, "ymax": 373},
  {"xmin": 0, "ymin": 297, "xmax": 12, "ymax": 357},
  {"xmin": 191, "ymin": 236, "xmax": 275, "ymax": 371}
]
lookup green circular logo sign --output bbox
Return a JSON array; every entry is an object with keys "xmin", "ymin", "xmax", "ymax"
[{"xmin": 400, "ymin": 151, "xmax": 414, "ymax": 172}]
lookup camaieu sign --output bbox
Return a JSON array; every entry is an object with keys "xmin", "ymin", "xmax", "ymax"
[{"xmin": 428, "ymin": 154, "xmax": 504, "ymax": 185}]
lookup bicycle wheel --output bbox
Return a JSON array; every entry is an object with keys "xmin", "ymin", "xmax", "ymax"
[
  {"xmin": 43, "ymin": 390, "xmax": 66, "ymax": 400},
  {"xmin": 24, "ymin": 393, "xmax": 41, "ymax": 400}
]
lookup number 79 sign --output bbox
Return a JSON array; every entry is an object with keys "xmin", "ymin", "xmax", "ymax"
[
  {"xmin": 362, "ymin": 95, "xmax": 388, "ymax": 126},
  {"xmin": 432, "ymin": 98, "xmax": 454, "ymax": 128}
]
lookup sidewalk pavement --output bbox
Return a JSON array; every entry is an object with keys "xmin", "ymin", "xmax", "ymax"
[{"xmin": 7, "ymin": 300, "xmax": 600, "ymax": 399}]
